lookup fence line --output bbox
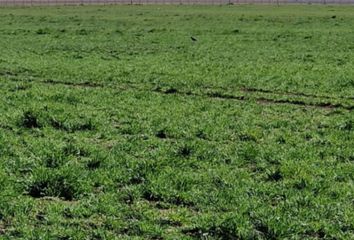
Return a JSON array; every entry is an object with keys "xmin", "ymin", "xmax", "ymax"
[{"xmin": 0, "ymin": 0, "xmax": 354, "ymax": 5}]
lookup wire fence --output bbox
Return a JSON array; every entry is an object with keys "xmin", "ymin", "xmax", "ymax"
[{"xmin": 0, "ymin": 0, "xmax": 354, "ymax": 5}]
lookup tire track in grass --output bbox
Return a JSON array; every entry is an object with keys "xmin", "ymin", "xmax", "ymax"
[
  {"xmin": 4, "ymin": 73, "xmax": 354, "ymax": 101},
  {"xmin": 153, "ymin": 87, "xmax": 354, "ymax": 111},
  {"xmin": 255, "ymin": 97, "xmax": 349, "ymax": 110},
  {"xmin": 3, "ymin": 75, "xmax": 354, "ymax": 111},
  {"xmin": 241, "ymin": 87, "xmax": 354, "ymax": 101},
  {"xmin": 42, "ymin": 79, "xmax": 104, "ymax": 88}
]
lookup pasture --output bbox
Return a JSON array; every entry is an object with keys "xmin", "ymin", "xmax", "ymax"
[{"xmin": 0, "ymin": 5, "xmax": 353, "ymax": 239}]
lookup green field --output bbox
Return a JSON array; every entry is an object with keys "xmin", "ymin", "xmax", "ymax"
[{"xmin": 0, "ymin": 5, "xmax": 353, "ymax": 239}]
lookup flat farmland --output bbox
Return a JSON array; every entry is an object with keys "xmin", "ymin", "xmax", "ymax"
[
  {"xmin": 0, "ymin": 5, "xmax": 353, "ymax": 239},
  {"xmin": 2, "ymin": 0, "xmax": 354, "ymax": 6}
]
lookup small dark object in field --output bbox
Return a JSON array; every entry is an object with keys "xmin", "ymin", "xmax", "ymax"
[
  {"xmin": 36, "ymin": 213, "xmax": 47, "ymax": 222},
  {"xmin": 196, "ymin": 130, "xmax": 207, "ymax": 139},
  {"xmin": 239, "ymin": 133, "xmax": 257, "ymax": 142},
  {"xmin": 155, "ymin": 129, "xmax": 167, "ymax": 139},
  {"xmin": 86, "ymin": 159, "xmax": 101, "ymax": 170},
  {"xmin": 158, "ymin": 218, "xmax": 182, "ymax": 227},
  {"xmin": 129, "ymin": 175, "xmax": 145, "ymax": 185},
  {"xmin": 338, "ymin": 120, "xmax": 353, "ymax": 131},
  {"xmin": 164, "ymin": 88, "xmax": 178, "ymax": 94},
  {"xmin": 45, "ymin": 157, "xmax": 63, "ymax": 169},
  {"xmin": 191, "ymin": 36, "xmax": 197, "ymax": 42},
  {"xmin": 276, "ymin": 136, "xmax": 286, "ymax": 144},
  {"xmin": 232, "ymin": 29, "xmax": 240, "ymax": 34},
  {"xmin": 294, "ymin": 179, "xmax": 307, "ymax": 190},
  {"xmin": 36, "ymin": 28, "xmax": 49, "ymax": 35},
  {"xmin": 21, "ymin": 111, "xmax": 40, "ymax": 128},
  {"xmin": 27, "ymin": 181, "xmax": 49, "ymax": 199},
  {"xmin": 63, "ymin": 208, "xmax": 73, "ymax": 218},
  {"xmin": 304, "ymin": 35, "xmax": 312, "ymax": 39},
  {"xmin": 121, "ymin": 192, "xmax": 134, "ymax": 204},
  {"xmin": 267, "ymin": 170, "xmax": 283, "ymax": 182},
  {"xmin": 253, "ymin": 220, "xmax": 277, "ymax": 239},
  {"xmin": 142, "ymin": 190, "xmax": 161, "ymax": 202},
  {"xmin": 115, "ymin": 29, "xmax": 123, "ymax": 34},
  {"xmin": 76, "ymin": 29, "xmax": 88, "ymax": 35},
  {"xmin": 331, "ymin": 15, "xmax": 336, "ymax": 19},
  {"xmin": 177, "ymin": 145, "xmax": 192, "ymax": 158}
]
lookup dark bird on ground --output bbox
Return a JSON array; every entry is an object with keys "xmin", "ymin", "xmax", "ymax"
[{"xmin": 191, "ymin": 36, "xmax": 197, "ymax": 42}]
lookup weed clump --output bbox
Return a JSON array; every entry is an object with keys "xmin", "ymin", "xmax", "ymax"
[
  {"xmin": 50, "ymin": 117, "xmax": 96, "ymax": 132},
  {"xmin": 239, "ymin": 133, "xmax": 257, "ymax": 142},
  {"xmin": 27, "ymin": 170, "xmax": 82, "ymax": 201},
  {"xmin": 142, "ymin": 189, "xmax": 193, "ymax": 207},
  {"xmin": 183, "ymin": 217, "xmax": 240, "ymax": 239}
]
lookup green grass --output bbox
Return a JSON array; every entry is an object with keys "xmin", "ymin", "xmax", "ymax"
[{"xmin": 0, "ymin": 4, "xmax": 353, "ymax": 239}]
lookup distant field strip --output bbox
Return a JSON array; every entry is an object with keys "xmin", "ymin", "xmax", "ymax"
[{"xmin": 1, "ymin": 0, "xmax": 354, "ymax": 5}]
